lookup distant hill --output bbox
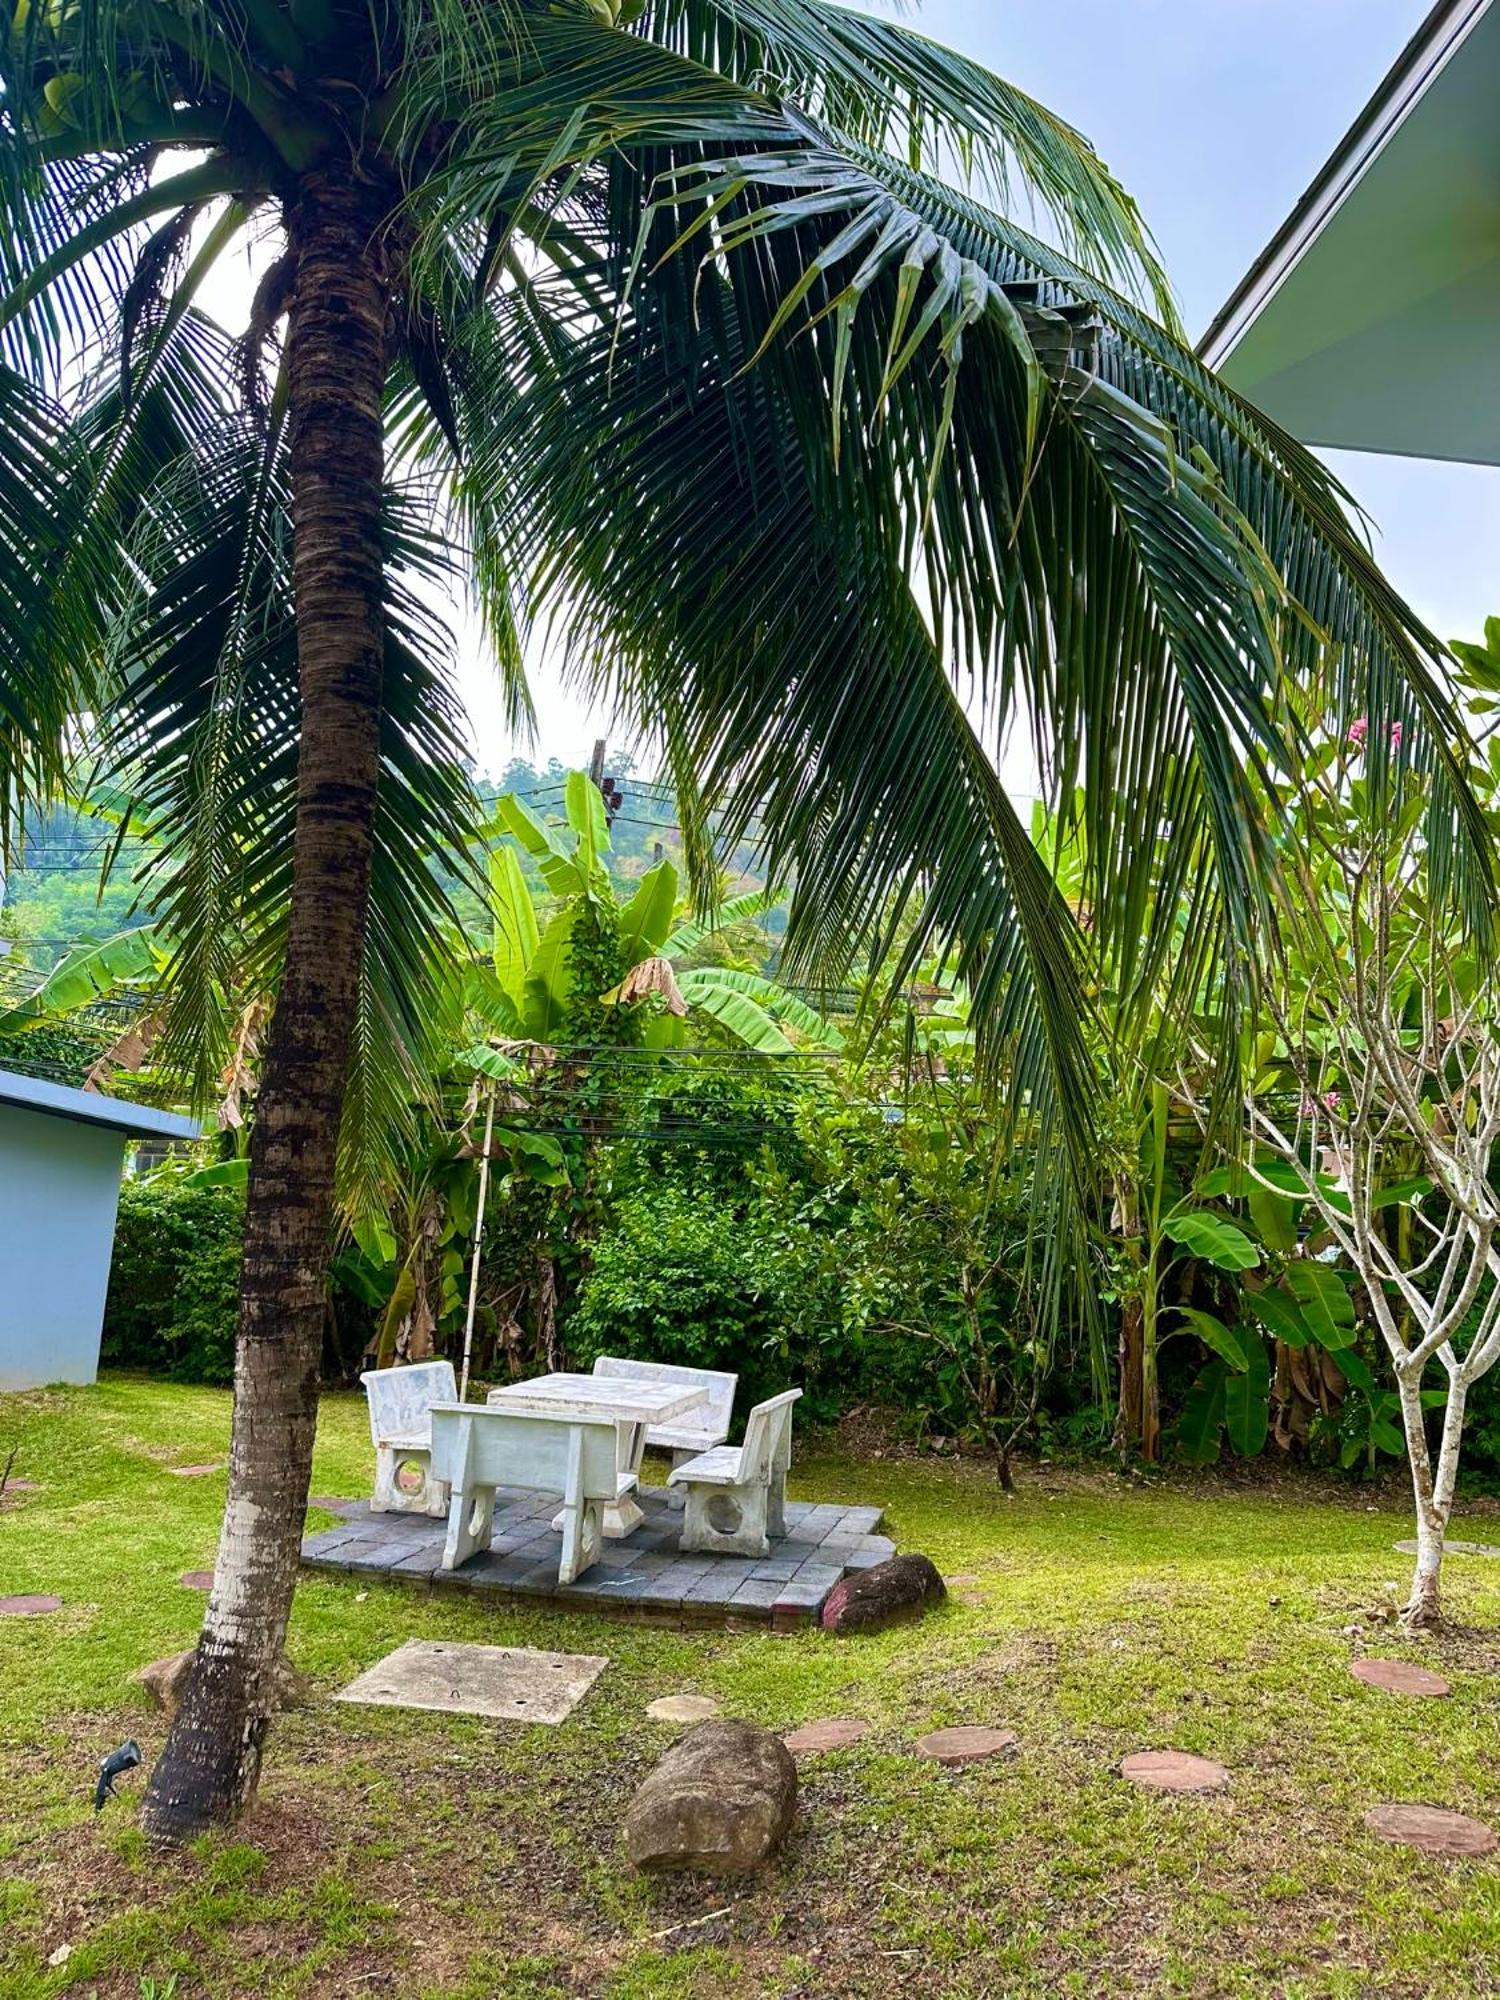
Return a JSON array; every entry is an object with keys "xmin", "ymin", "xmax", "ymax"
[{"xmin": 2, "ymin": 760, "xmax": 781, "ymax": 984}]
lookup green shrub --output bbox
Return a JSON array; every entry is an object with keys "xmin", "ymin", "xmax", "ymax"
[
  {"xmin": 565, "ymin": 1094, "xmax": 1082, "ymax": 1456},
  {"xmin": 564, "ymin": 1184, "xmax": 850, "ymax": 1420},
  {"xmin": 765, "ymin": 1099, "xmax": 1065, "ymax": 1473},
  {"xmin": 104, "ymin": 1181, "xmax": 244, "ymax": 1385},
  {"xmin": 604, "ymin": 1061, "xmax": 814, "ymax": 1204},
  {"xmin": 0, "ymin": 1022, "xmax": 111, "ymax": 1084}
]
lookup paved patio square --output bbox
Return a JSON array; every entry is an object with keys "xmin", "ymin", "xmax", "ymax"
[{"xmin": 302, "ymin": 1486, "xmax": 893, "ymax": 1626}]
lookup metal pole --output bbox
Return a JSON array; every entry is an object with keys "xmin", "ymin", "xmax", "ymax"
[{"xmin": 458, "ymin": 1083, "xmax": 498, "ymax": 1404}]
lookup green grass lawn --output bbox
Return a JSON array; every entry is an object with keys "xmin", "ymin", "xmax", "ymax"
[{"xmin": 1, "ymin": 1378, "xmax": 1498, "ymax": 1999}]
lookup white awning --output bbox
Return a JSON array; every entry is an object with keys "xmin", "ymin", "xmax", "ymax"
[{"xmin": 1202, "ymin": 0, "xmax": 1500, "ymax": 465}]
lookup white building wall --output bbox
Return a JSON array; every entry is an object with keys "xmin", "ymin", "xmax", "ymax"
[{"xmin": 0, "ymin": 1100, "xmax": 128, "ymax": 1390}]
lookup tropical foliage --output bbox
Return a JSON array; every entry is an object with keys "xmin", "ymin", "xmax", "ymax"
[
  {"xmin": 1, "ymin": 0, "xmax": 1496, "ymax": 1827},
  {"xmin": 0, "ymin": 1, "xmax": 1485, "ymax": 1200}
]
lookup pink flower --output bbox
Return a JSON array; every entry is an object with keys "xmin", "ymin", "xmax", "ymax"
[
  {"xmin": 1346, "ymin": 715, "xmax": 1403, "ymax": 750},
  {"xmin": 1299, "ymin": 1089, "xmax": 1341, "ymax": 1117}
]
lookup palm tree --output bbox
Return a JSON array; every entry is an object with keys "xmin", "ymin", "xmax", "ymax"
[{"xmin": 0, "ymin": 1, "xmax": 1485, "ymax": 1839}]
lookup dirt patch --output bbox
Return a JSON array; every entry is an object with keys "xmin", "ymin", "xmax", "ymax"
[{"xmin": 968, "ymin": 1636, "xmax": 1059, "ymax": 1678}]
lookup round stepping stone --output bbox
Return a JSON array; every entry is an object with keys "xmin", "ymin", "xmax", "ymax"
[
  {"xmin": 168, "ymin": 1463, "xmax": 222, "ymax": 1478},
  {"xmin": 180, "ymin": 1570, "xmax": 214, "ymax": 1591},
  {"xmin": 646, "ymin": 1694, "xmax": 720, "ymax": 1724},
  {"xmin": 1366, "ymin": 1804, "xmax": 1496, "ymax": 1858},
  {"xmin": 1120, "ymin": 1751, "xmax": 1229, "ymax": 1794},
  {"xmin": 1350, "ymin": 1658, "xmax": 1451, "ymax": 1698},
  {"xmin": 0, "ymin": 1593, "xmax": 61, "ymax": 1616},
  {"xmin": 914, "ymin": 1726, "xmax": 1018, "ymax": 1766},
  {"xmin": 784, "ymin": 1718, "xmax": 869, "ymax": 1754}
]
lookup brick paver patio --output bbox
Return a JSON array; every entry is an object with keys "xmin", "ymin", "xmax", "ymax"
[{"xmin": 301, "ymin": 1486, "xmax": 894, "ymax": 1628}]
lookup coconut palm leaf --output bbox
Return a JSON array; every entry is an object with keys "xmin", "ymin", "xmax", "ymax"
[
  {"xmin": 0, "ymin": 363, "xmax": 106, "ymax": 846},
  {"xmin": 648, "ymin": 0, "xmax": 1177, "ymax": 320},
  {"xmin": 62, "ymin": 312, "xmax": 485, "ymax": 1203},
  {"xmin": 626, "ymin": 125, "xmax": 1486, "ymax": 930}
]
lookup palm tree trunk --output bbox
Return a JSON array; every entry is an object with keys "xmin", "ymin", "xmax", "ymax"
[{"xmin": 143, "ymin": 168, "xmax": 390, "ymax": 1840}]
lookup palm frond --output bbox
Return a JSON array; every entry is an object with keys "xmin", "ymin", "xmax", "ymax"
[
  {"xmin": 647, "ymin": 0, "xmax": 1177, "ymax": 321},
  {"xmin": 0, "ymin": 363, "xmax": 103, "ymax": 849},
  {"xmin": 71, "ymin": 313, "xmax": 486, "ymax": 1206},
  {"xmin": 622, "ymin": 124, "xmax": 1490, "ymax": 975},
  {"xmin": 465, "ymin": 244, "xmax": 1097, "ymax": 1156}
]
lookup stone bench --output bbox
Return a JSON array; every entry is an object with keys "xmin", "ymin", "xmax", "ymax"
[
  {"xmin": 668, "ymin": 1388, "xmax": 802, "ymax": 1558},
  {"xmin": 360, "ymin": 1360, "xmax": 455, "ymax": 1518},
  {"xmin": 428, "ymin": 1403, "xmax": 632, "ymax": 1584},
  {"xmin": 592, "ymin": 1356, "xmax": 737, "ymax": 1465}
]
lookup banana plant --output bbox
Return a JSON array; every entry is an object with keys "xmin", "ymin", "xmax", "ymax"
[
  {"xmin": 461, "ymin": 774, "xmax": 842, "ymax": 1060},
  {"xmin": 1104, "ymin": 1106, "xmax": 1264, "ymax": 1465},
  {"xmin": 1173, "ymin": 1158, "xmax": 1432, "ymax": 1465},
  {"xmin": 0, "ymin": 921, "xmax": 167, "ymax": 1034}
]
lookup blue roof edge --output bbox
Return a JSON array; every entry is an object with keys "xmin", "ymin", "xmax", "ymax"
[{"xmin": 0, "ymin": 1065, "xmax": 204, "ymax": 1141}]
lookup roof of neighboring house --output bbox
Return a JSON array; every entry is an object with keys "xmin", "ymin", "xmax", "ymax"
[
  {"xmin": 0, "ymin": 1066, "xmax": 203, "ymax": 1141},
  {"xmin": 1202, "ymin": 0, "xmax": 1500, "ymax": 464}
]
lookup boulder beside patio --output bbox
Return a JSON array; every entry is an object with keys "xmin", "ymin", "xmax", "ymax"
[{"xmin": 301, "ymin": 1485, "xmax": 893, "ymax": 1627}]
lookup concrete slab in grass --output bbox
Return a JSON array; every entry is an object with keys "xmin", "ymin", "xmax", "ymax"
[{"xmin": 337, "ymin": 1640, "xmax": 608, "ymax": 1725}]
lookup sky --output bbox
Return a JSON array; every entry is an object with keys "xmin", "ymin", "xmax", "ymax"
[{"xmin": 343, "ymin": 3, "xmax": 1500, "ymax": 774}]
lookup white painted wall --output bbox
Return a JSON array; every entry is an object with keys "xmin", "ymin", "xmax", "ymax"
[{"xmin": 0, "ymin": 1101, "xmax": 128, "ymax": 1390}]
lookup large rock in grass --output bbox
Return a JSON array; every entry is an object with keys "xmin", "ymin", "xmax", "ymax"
[
  {"xmin": 135, "ymin": 1648, "xmax": 304, "ymax": 1722},
  {"xmin": 820, "ymin": 1554, "xmax": 946, "ymax": 1635},
  {"xmin": 624, "ymin": 1719, "xmax": 796, "ymax": 1875}
]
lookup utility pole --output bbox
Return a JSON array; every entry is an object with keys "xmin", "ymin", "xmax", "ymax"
[{"xmin": 588, "ymin": 739, "xmax": 623, "ymax": 829}]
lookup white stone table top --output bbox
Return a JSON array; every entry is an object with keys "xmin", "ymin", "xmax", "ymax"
[{"xmin": 485, "ymin": 1372, "xmax": 707, "ymax": 1427}]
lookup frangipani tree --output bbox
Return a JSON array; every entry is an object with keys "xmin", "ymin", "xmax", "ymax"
[
  {"xmin": 1188, "ymin": 697, "xmax": 1500, "ymax": 1627},
  {"xmin": 0, "ymin": 0, "xmax": 1487, "ymax": 1837}
]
